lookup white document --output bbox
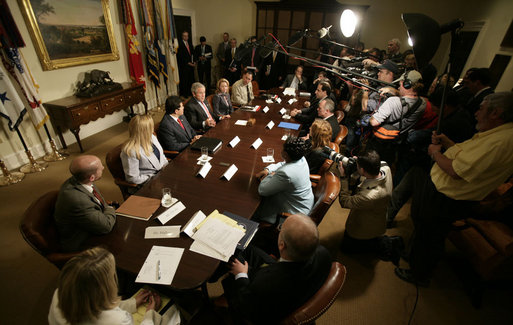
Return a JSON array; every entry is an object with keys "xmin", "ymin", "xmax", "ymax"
[
  {"xmin": 196, "ymin": 155, "xmax": 213, "ymax": 165},
  {"xmin": 281, "ymin": 135, "xmax": 288, "ymax": 140},
  {"xmin": 190, "ymin": 239, "xmax": 228, "ymax": 261},
  {"xmin": 145, "ymin": 226, "xmax": 181, "ymax": 239},
  {"xmin": 283, "ymin": 87, "xmax": 296, "ymax": 96},
  {"xmin": 136, "ymin": 246, "xmax": 184, "ymax": 285},
  {"xmin": 251, "ymin": 138, "xmax": 263, "ymax": 149},
  {"xmin": 279, "ymin": 107, "xmax": 286, "ymax": 115},
  {"xmin": 191, "ymin": 218, "xmax": 245, "ymax": 261},
  {"xmin": 263, "ymin": 106, "xmax": 270, "ymax": 113},
  {"xmin": 288, "ymin": 98, "xmax": 297, "ymax": 105},
  {"xmin": 262, "ymin": 156, "xmax": 275, "ymax": 163},
  {"xmin": 235, "ymin": 120, "xmax": 248, "ymax": 126},
  {"xmin": 283, "ymin": 114, "xmax": 291, "ymax": 120},
  {"xmin": 221, "ymin": 164, "xmax": 238, "ymax": 180},
  {"xmin": 228, "ymin": 136, "xmax": 240, "ymax": 148},
  {"xmin": 265, "ymin": 121, "xmax": 275, "ymax": 129},
  {"xmin": 157, "ymin": 201, "xmax": 186, "ymax": 225},
  {"xmin": 197, "ymin": 162, "xmax": 212, "ymax": 178},
  {"xmin": 276, "ymin": 97, "xmax": 282, "ymax": 104},
  {"xmin": 182, "ymin": 210, "xmax": 207, "ymax": 238},
  {"xmin": 265, "ymin": 99, "xmax": 273, "ymax": 104}
]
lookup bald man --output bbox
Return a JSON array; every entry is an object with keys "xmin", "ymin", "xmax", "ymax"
[
  {"xmin": 222, "ymin": 214, "xmax": 332, "ymax": 323},
  {"xmin": 54, "ymin": 155, "xmax": 116, "ymax": 252}
]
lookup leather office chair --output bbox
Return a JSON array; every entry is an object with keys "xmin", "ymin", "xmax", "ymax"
[
  {"xmin": 105, "ymin": 144, "xmax": 139, "ymax": 200},
  {"xmin": 310, "ymin": 159, "xmax": 334, "ymax": 186},
  {"xmin": 19, "ymin": 190, "xmax": 80, "ymax": 269},
  {"xmin": 335, "ymin": 110, "xmax": 345, "ymax": 124},
  {"xmin": 206, "ymin": 94, "xmax": 214, "ymax": 110},
  {"xmin": 333, "ymin": 125, "xmax": 348, "ymax": 147},
  {"xmin": 252, "ymin": 80, "xmax": 266, "ymax": 96},
  {"xmin": 337, "ymin": 100, "xmax": 349, "ymax": 111},
  {"xmin": 280, "ymin": 262, "xmax": 347, "ymax": 325},
  {"xmin": 309, "ymin": 171, "xmax": 341, "ymax": 225}
]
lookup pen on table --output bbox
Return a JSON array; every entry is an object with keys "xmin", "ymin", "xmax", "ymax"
[
  {"xmin": 219, "ymin": 162, "xmax": 230, "ymax": 167},
  {"xmin": 156, "ymin": 260, "xmax": 161, "ymax": 280}
]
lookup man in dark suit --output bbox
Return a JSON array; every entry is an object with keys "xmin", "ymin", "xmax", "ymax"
[
  {"xmin": 280, "ymin": 65, "xmax": 308, "ymax": 91},
  {"xmin": 194, "ymin": 36, "xmax": 212, "ymax": 94},
  {"xmin": 224, "ymin": 38, "xmax": 241, "ymax": 85},
  {"xmin": 221, "ymin": 214, "xmax": 332, "ymax": 324},
  {"xmin": 217, "ymin": 32, "xmax": 230, "ymax": 80},
  {"xmin": 260, "ymin": 49, "xmax": 286, "ymax": 90},
  {"xmin": 463, "ymin": 68, "xmax": 494, "ymax": 126},
  {"xmin": 317, "ymin": 98, "xmax": 341, "ymax": 142},
  {"xmin": 158, "ymin": 96, "xmax": 201, "ymax": 152},
  {"xmin": 54, "ymin": 155, "xmax": 116, "ymax": 252},
  {"xmin": 241, "ymin": 36, "xmax": 263, "ymax": 82},
  {"xmin": 184, "ymin": 82, "xmax": 219, "ymax": 131},
  {"xmin": 177, "ymin": 31, "xmax": 196, "ymax": 97},
  {"xmin": 291, "ymin": 81, "xmax": 331, "ymax": 135}
]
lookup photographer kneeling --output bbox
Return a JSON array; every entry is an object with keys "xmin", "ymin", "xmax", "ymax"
[{"xmin": 338, "ymin": 149, "xmax": 403, "ymax": 265}]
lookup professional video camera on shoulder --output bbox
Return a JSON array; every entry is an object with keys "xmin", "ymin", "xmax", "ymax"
[{"xmin": 321, "ymin": 146, "xmax": 357, "ymax": 176}]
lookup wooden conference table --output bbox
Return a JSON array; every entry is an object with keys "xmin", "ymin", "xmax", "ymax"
[{"xmin": 92, "ymin": 89, "xmax": 308, "ymax": 291}]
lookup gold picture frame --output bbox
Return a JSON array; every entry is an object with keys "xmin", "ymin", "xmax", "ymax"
[{"xmin": 18, "ymin": 0, "xmax": 119, "ymax": 71}]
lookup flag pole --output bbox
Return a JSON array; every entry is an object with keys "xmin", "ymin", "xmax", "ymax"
[
  {"xmin": 0, "ymin": 159, "xmax": 24, "ymax": 186},
  {"xmin": 42, "ymin": 123, "xmax": 68, "ymax": 162},
  {"xmin": 13, "ymin": 125, "xmax": 48, "ymax": 173}
]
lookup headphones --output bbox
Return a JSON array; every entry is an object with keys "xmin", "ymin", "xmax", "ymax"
[{"xmin": 402, "ymin": 70, "xmax": 412, "ymax": 89}]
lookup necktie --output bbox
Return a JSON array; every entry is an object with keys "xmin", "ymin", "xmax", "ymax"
[
  {"xmin": 246, "ymin": 85, "xmax": 251, "ymax": 104},
  {"xmin": 92, "ymin": 186, "xmax": 104, "ymax": 207},
  {"xmin": 185, "ymin": 41, "xmax": 190, "ymax": 55},
  {"xmin": 177, "ymin": 118, "xmax": 186, "ymax": 131},
  {"xmin": 251, "ymin": 48, "xmax": 256, "ymax": 66},
  {"xmin": 200, "ymin": 101, "xmax": 213, "ymax": 120},
  {"xmin": 232, "ymin": 48, "xmax": 235, "ymax": 59}
]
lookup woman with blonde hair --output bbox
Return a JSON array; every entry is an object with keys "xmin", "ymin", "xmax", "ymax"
[
  {"xmin": 48, "ymin": 247, "xmax": 161, "ymax": 325},
  {"xmin": 305, "ymin": 119, "xmax": 333, "ymax": 174},
  {"xmin": 212, "ymin": 78, "xmax": 233, "ymax": 119},
  {"xmin": 121, "ymin": 114, "xmax": 168, "ymax": 188}
]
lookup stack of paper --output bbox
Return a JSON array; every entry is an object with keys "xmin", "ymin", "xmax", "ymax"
[
  {"xmin": 189, "ymin": 210, "xmax": 246, "ymax": 262},
  {"xmin": 283, "ymin": 87, "xmax": 296, "ymax": 96},
  {"xmin": 136, "ymin": 246, "xmax": 184, "ymax": 285}
]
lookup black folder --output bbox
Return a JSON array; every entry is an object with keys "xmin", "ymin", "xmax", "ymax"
[{"xmin": 190, "ymin": 137, "xmax": 223, "ymax": 153}]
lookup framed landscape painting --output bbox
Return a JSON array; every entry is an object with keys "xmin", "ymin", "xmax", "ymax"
[{"xmin": 18, "ymin": 0, "xmax": 119, "ymax": 70}]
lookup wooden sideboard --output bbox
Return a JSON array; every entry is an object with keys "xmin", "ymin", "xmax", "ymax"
[{"xmin": 44, "ymin": 82, "xmax": 146, "ymax": 152}]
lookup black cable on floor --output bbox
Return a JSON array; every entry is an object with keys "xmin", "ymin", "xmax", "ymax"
[{"xmin": 408, "ymin": 283, "xmax": 419, "ymax": 325}]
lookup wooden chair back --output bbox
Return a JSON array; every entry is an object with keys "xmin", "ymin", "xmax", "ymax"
[
  {"xmin": 333, "ymin": 125, "xmax": 348, "ymax": 146},
  {"xmin": 105, "ymin": 144, "xmax": 138, "ymax": 200},
  {"xmin": 309, "ymin": 171, "xmax": 341, "ymax": 225}
]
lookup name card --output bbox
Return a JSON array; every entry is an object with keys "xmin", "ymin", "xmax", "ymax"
[
  {"xmin": 276, "ymin": 97, "xmax": 282, "ymax": 104},
  {"xmin": 182, "ymin": 210, "xmax": 207, "ymax": 237},
  {"xmin": 288, "ymin": 98, "xmax": 297, "ymax": 105},
  {"xmin": 228, "ymin": 136, "xmax": 240, "ymax": 148},
  {"xmin": 157, "ymin": 201, "xmax": 186, "ymax": 225},
  {"xmin": 251, "ymin": 138, "xmax": 263, "ymax": 149},
  {"xmin": 265, "ymin": 121, "xmax": 275, "ymax": 129},
  {"xmin": 281, "ymin": 135, "xmax": 288, "ymax": 141},
  {"xmin": 263, "ymin": 106, "xmax": 270, "ymax": 113},
  {"xmin": 283, "ymin": 114, "xmax": 291, "ymax": 120},
  {"xmin": 235, "ymin": 120, "xmax": 248, "ymax": 126},
  {"xmin": 145, "ymin": 226, "xmax": 181, "ymax": 239},
  {"xmin": 221, "ymin": 164, "xmax": 238, "ymax": 181},
  {"xmin": 279, "ymin": 108, "xmax": 286, "ymax": 115},
  {"xmin": 197, "ymin": 162, "xmax": 212, "ymax": 178},
  {"xmin": 265, "ymin": 99, "xmax": 273, "ymax": 104}
]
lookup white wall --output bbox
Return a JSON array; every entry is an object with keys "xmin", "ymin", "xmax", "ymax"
[{"xmin": 1, "ymin": 0, "xmax": 512, "ymax": 170}]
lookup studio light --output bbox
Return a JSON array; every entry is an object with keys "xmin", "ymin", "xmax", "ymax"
[{"xmin": 340, "ymin": 9, "xmax": 357, "ymax": 38}]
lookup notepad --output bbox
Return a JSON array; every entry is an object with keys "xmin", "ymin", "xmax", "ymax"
[
  {"xmin": 278, "ymin": 121, "xmax": 301, "ymax": 130},
  {"xmin": 116, "ymin": 196, "xmax": 161, "ymax": 221}
]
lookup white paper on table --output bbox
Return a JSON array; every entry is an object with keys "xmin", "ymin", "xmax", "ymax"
[
  {"xmin": 283, "ymin": 114, "xmax": 291, "ymax": 120},
  {"xmin": 283, "ymin": 87, "xmax": 296, "ymax": 96},
  {"xmin": 265, "ymin": 121, "xmax": 275, "ymax": 129},
  {"xmin": 145, "ymin": 226, "xmax": 181, "ymax": 239},
  {"xmin": 228, "ymin": 136, "xmax": 240, "ymax": 148},
  {"xmin": 197, "ymin": 162, "xmax": 212, "ymax": 178},
  {"xmin": 281, "ymin": 135, "xmax": 288, "ymax": 140},
  {"xmin": 135, "ymin": 246, "xmax": 184, "ymax": 285},
  {"xmin": 262, "ymin": 156, "xmax": 275, "ymax": 163},
  {"xmin": 192, "ymin": 218, "xmax": 245, "ymax": 260},
  {"xmin": 221, "ymin": 164, "xmax": 238, "ymax": 180},
  {"xmin": 276, "ymin": 97, "xmax": 282, "ymax": 104},
  {"xmin": 182, "ymin": 210, "xmax": 207, "ymax": 238},
  {"xmin": 235, "ymin": 120, "xmax": 248, "ymax": 126},
  {"xmin": 157, "ymin": 201, "xmax": 186, "ymax": 225},
  {"xmin": 263, "ymin": 106, "xmax": 270, "ymax": 113},
  {"xmin": 251, "ymin": 138, "xmax": 263, "ymax": 149},
  {"xmin": 196, "ymin": 156, "xmax": 213, "ymax": 165},
  {"xmin": 265, "ymin": 99, "xmax": 273, "ymax": 104},
  {"xmin": 288, "ymin": 98, "xmax": 297, "ymax": 105},
  {"xmin": 279, "ymin": 108, "xmax": 286, "ymax": 115},
  {"xmin": 189, "ymin": 239, "xmax": 229, "ymax": 261}
]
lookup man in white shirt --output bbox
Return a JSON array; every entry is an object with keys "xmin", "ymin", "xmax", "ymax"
[{"xmin": 231, "ymin": 70, "xmax": 254, "ymax": 106}]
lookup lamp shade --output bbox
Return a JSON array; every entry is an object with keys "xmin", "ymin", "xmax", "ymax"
[{"xmin": 401, "ymin": 13, "xmax": 441, "ymax": 69}]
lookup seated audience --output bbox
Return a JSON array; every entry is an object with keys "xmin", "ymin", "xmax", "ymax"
[
  {"xmin": 317, "ymin": 98, "xmax": 340, "ymax": 142},
  {"xmin": 54, "ymin": 155, "xmax": 116, "ymax": 252},
  {"xmin": 280, "ymin": 65, "xmax": 308, "ymax": 91},
  {"xmin": 212, "ymin": 78, "xmax": 233, "ymax": 118},
  {"xmin": 48, "ymin": 247, "xmax": 162, "ymax": 325},
  {"xmin": 253, "ymin": 137, "xmax": 314, "ymax": 224},
  {"xmin": 291, "ymin": 81, "xmax": 331, "ymax": 133},
  {"xmin": 221, "ymin": 214, "xmax": 332, "ymax": 324},
  {"xmin": 338, "ymin": 150, "xmax": 402, "ymax": 264},
  {"xmin": 392, "ymin": 92, "xmax": 513, "ymax": 286},
  {"xmin": 231, "ymin": 70, "xmax": 255, "ymax": 106},
  {"xmin": 121, "ymin": 114, "xmax": 168, "ymax": 188},
  {"xmin": 185, "ymin": 82, "xmax": 219, "ymax": 131},
  {"xmin": 305, "ymin": 119, "xmax": 332, "ymax": 174},
  {"xmin": 158, "ymin": 96, "xmax": 201, "ymax": 152}
]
